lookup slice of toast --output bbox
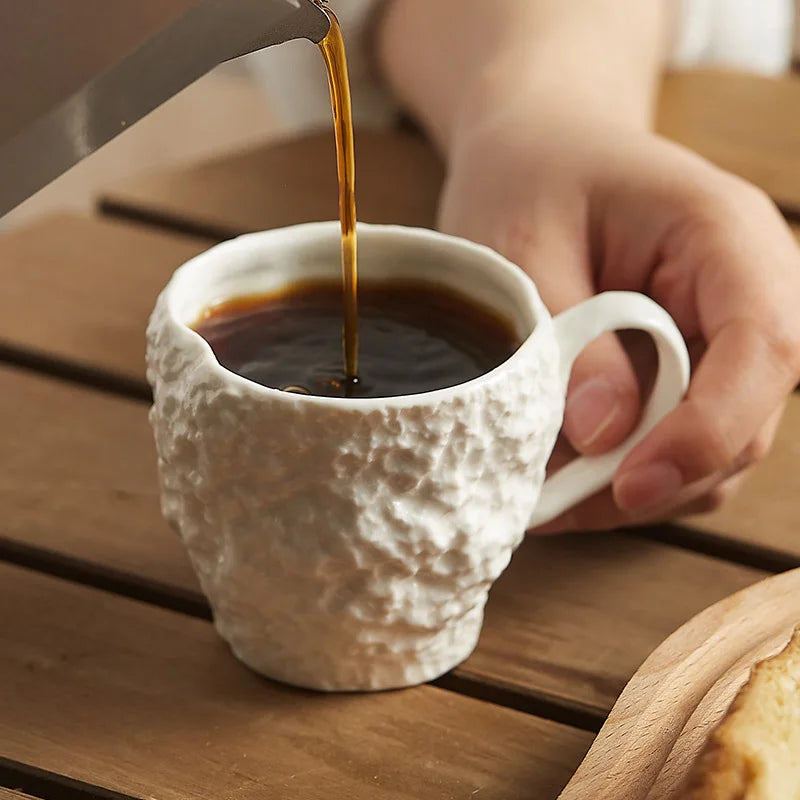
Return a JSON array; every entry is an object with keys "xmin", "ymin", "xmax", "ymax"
[{"xmin": 685, "ymin": 628, "xmax": 800, "ymax": 800}]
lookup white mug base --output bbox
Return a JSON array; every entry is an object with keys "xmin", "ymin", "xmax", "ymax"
[{"xmin": 218, "ymin": 607, "xmax": 485, "ymax": 691}]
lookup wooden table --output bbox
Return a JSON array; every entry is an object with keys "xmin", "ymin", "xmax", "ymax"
[{"xmin": 2, "ymin": 70, "xmax": 800, "ymax": 800}]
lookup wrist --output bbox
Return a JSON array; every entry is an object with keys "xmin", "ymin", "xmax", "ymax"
[
  {"xmin": 448, "ymin": 33, "xmax": 662, "ymax": 157},
  {"xmin": 447, "ymin": 85, "xmax": 649, "ymax": 174},
  {"xmin": 379, "ymin": 0, "xmax": 672, "ymax": 157}
]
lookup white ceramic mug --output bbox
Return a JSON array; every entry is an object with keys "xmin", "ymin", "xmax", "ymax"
[{"xmin": 146, "ymin": 222, "xmax": 690, "ymax": 691}]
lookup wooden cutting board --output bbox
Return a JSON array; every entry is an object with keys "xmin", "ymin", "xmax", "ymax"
[{"xmin": 558, "ymin": 566, "xmax": 800, "ymax": 799}]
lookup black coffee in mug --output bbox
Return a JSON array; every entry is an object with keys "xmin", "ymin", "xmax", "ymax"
[{"xmin": 193, "ymin": 279, "xmax": 520, "ymax": 399}]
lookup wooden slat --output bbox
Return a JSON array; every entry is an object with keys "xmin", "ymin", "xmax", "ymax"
[
  {"xmin": 99, "ymin": 72, "xmax": 800, "ymax": 235},
  {"xmin": 100, "ymin": 129, "xmax": 443, "ymax": 239},
  {"xmin": 0, "ymin": 213, "xmax": 210, "ymax": 385},
  {"xmin": 656, "ymin": 70, "xmax": 800, "ymax": 216},
  {"xmin": 0, "ymin": 563, "xmax": 590, "ymax": 800},
  {"xmin": 0, "ymin": 791, "xmax": 38, "ymax": 800},
  {"xmin": 0, "ymin": 366, "xmax": 195, "ymax": 592},
  {"xmin": 456, "ymin": 532, "xmax": 762, "ymax": 718},
  {"xmin": 0, "ymin": 364, "xmax": 764, "ymax": 721}
]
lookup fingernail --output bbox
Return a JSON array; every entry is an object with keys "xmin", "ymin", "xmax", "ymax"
[
  {"xmin": 564, "ymin": 377, "xmax": 621, "ymax": 448},
  {"xmin": 614, "ymin": 461, "xmax": 683, "ymax": 511}
]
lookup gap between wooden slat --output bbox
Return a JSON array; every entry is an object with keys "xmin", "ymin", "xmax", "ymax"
[
  {"xmin": 0, "ymin": 538, "xmax": 209, "ymax": 620},
  {"xmin": 433, "ymin": 674, "xmax": 603, "ymax": 734},
  {"xmin": 0, "ymin": 342, "xmax": 150, "ymax": 403},
  {"xmin": 0, "ymin": 758, "xmax": 136, "ymax": 800},
  {"xmin": 98, "ymin": 199, "xmax": 230, "ymax": 243},
  {"xmin": 632, "ymin": 524, "xmax": 800, "ymax": 574}
]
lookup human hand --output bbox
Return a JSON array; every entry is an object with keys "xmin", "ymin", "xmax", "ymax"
[{"xmin": 438, "ymin": 108, "xmax": 800, "ymax": 532}]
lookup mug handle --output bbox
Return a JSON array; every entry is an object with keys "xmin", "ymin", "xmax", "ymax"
[{"xmin": 528, "ymin": 291, "xmax": 691, "ymax": 528}]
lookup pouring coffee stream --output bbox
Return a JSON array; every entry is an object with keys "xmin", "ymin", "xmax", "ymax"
[
  {"xmin": 273, "ymin": 3, "xmax": 361, "ymax": 395},
  {"xmin": 317, "ymin": 6, "xmax": 361, "ymax": 388}
]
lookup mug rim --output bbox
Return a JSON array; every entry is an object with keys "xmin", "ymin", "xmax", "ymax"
[{"xmin": 159, "ymin": 221, "xmax": 552, "ymax": 410}]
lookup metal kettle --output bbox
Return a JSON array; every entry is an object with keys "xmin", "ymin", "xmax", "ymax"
[{"xmin": 0, "ymin": 0, "xmax": 331, "ymax": 217}]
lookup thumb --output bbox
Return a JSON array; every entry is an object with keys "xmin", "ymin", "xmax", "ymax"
[
  {"xmin": 561, "ymin": 330, "xmax": 642, "ymax": 456},
  {"xmin": 513, "ymin": 221, "xmax": 641, "ymax": 456}
]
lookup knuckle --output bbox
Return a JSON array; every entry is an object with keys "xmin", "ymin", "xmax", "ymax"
[{"xmin": 682, "ymin": 176, "xmax": 778, "ymax": 249}]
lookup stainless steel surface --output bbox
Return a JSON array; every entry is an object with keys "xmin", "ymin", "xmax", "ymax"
[{"xmin": 0, "ymin": 0, "xmax": 331, "ymax": 217}]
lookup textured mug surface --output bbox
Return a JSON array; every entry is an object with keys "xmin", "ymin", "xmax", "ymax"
[
  {"xmin": 146, "ymin": 222, "xmax": 565, "ymax": 690},
  {"xmin": 146, "ymin": 222, "xmax": 689, "ymax": 691}
]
